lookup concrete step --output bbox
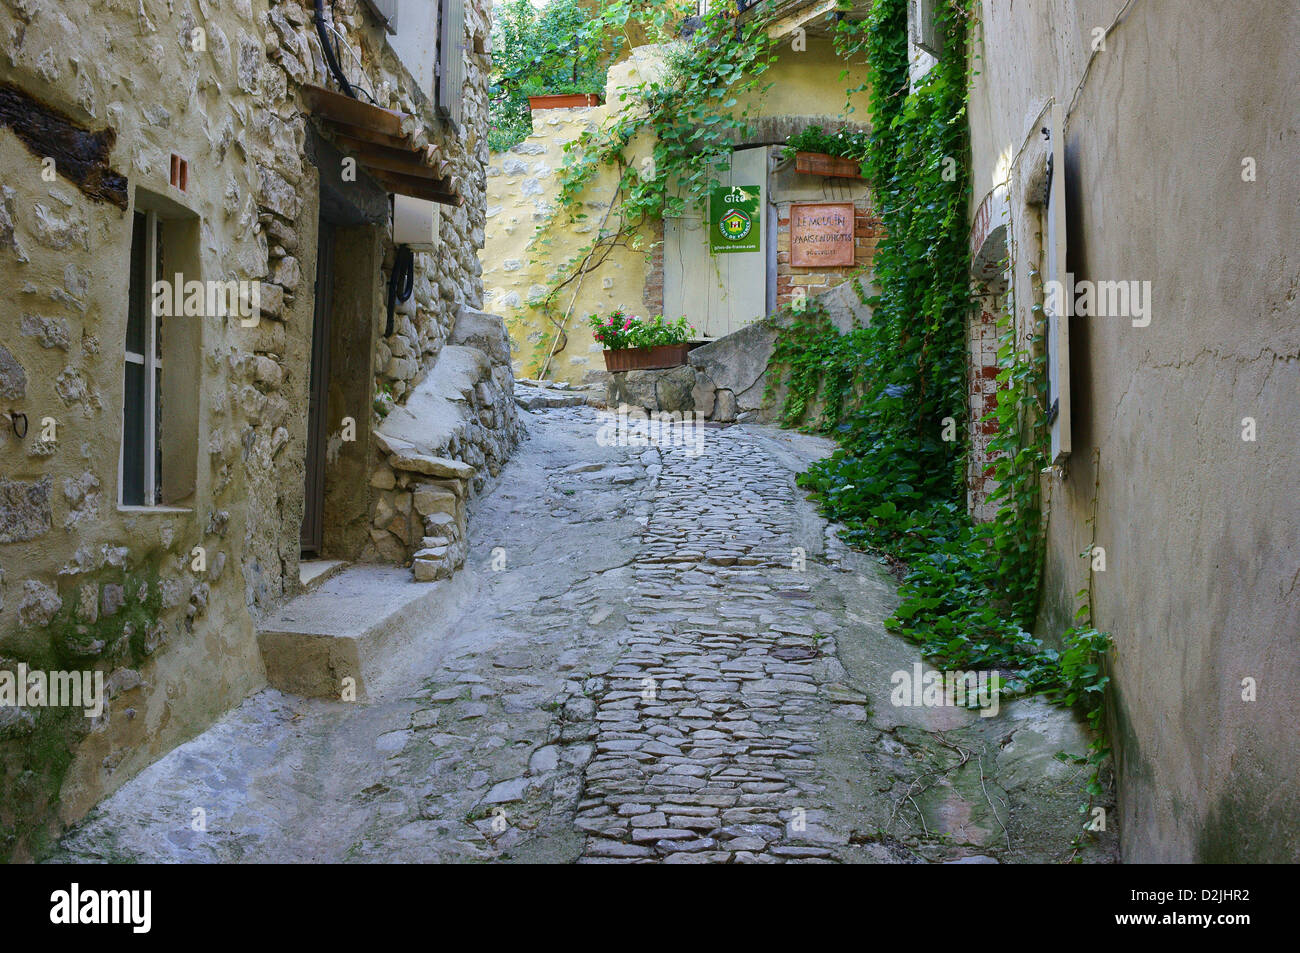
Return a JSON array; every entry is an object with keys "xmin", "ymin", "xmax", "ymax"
[{"xmin": 257, "ymin": 565, "xmax": 454, "ymax": 701}]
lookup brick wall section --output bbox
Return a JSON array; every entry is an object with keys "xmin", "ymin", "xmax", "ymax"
[
  {"xmin": 775, "ymin": 199, "xmax": 882, "ymax": 310},
  {"xmin": 967, "ymin": 294, "xmax": 1004, "ymax": 522}
]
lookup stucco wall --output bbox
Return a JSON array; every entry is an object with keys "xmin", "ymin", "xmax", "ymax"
[
  {"xmin": 484, "ymin": 50, "xmax": 661, "ymax": 384},
  {"xmin": 967, "ymin": 0, "xmax": 1300, "ymax": 861}
]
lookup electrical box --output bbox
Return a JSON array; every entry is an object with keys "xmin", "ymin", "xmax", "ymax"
[{"xmin": 391, "ymin": 194, "xmax": 441, "ymax": 250}]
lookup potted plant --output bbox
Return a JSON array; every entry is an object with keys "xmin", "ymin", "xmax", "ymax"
[
  {"xmin": 524, "ymin": 77, "xmax": 603, "ymax": 110},
  {"xmin": 489, "ymin": 0, "xmax": 620, "ymax": 149},
  {"xmin": 783, "ymin": 125, "xmax": 870, "ymax": 179},
  {"xmin": 590, "ymin": 310, "xmax": 697, "ymax": 372}
]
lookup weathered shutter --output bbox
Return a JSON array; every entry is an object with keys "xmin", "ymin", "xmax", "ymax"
[
  {"xmin": 437, "ymin": 0, "xmax": 465, "ymax": 129},
  {"xmin": 910, "ymin": 0, "xmax": 942, "ymax": 57},
  {"xmin": 1045, "ymin": 102, "xmax": 1071, "ymax": 465}
]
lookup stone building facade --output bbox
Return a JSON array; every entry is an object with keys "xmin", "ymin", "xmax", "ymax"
[{"xmin": 0, "ymin": 0, "xmax": 517, "ymax": 860}]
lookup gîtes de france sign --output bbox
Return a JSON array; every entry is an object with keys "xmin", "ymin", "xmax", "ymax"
[
  {"xmin": 709, "ymin": 184, "xmax": 761, "ymax": 254},
  {"xmin": 789, "ymin": 202, "xmax": 855, "ymax": 267}
]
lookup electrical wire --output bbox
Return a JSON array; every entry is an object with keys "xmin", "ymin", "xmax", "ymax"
[{"xmin": 386, "ymin": 245, "xmax": 415, "ymax": 338}]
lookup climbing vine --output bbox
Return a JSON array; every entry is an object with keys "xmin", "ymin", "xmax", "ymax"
[
  {"xmin": 520, "ymin": 0, "xmax": 779, "ymax": 356},
  {"xmin": 767, "ymin": 0, "xmax": 1113, "ymax": 833}
]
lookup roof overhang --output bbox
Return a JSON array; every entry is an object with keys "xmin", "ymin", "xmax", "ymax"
[{"xmin": 303, "ymin": 83, "xmax": 461, "ymax": 207}]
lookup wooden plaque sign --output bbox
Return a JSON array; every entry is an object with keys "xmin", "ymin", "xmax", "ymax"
[{"xmin": 789, "ymin": 202, "xmax": 856, "ymax": 267}]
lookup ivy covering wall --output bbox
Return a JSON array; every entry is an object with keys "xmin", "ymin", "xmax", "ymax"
[{"xmin": 768, "ymin": 1, "xmax": 1112, "ymax": 823}]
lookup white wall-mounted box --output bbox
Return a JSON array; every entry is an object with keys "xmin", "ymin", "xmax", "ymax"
[{"xmin": 392, "ymin": 194, "xmax": 441, "ymax": 249}]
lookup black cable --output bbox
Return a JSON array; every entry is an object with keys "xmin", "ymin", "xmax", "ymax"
[
  {"xmin": 315, "ymin": 0, "xmax": 356, "ymax": 98},
  {"xmin": 385, "ymin": 245, "xmax": 415, "ymax": 337}
]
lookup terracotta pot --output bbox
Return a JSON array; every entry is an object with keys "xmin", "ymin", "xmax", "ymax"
[
  {"xmin": 794, "ymin": 150, "xmax": 865, "ymax": 179},
  {"xmin": 602, "ymin": 344, "xmax": 692, "ymax": 372},
  {"xmin": 528, "ymin": 93, "xmax": 601, "ymax": 110}
]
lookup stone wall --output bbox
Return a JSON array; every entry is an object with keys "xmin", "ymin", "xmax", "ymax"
[{"xmin": 0, "ymin": 0, "xmax": 506, "ymax": 859}]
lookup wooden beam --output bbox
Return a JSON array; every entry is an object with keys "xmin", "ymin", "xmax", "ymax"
[
  {"xmin": 326, "ymin": 117, "xmax": 417, "ymax": 152},
  {"xmin": 302, "ymin": 83, "xmax": 407, "ymax": 138},
  {"xmin": 366, "ymin": 169, "xmax": 462, "ymax": 206},
  {"xmin": 333, "ymin": 135, "xmax": 442, "ymax": 179},
  {"xmin": 0, "ymin": 82, "xmax": 127, "ymax": 208}
]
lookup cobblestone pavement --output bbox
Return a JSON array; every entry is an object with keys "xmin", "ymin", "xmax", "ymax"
[
  {"xmin": 52, "ymin": 405, "xmax": 1114, "ymax": 864},
  {"xmin": 574, "ymin": 426, "xmax": 869, "ymax": 863}
]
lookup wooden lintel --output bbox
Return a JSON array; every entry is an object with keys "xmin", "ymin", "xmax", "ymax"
[{"xmin": 0, "ymin": 81, "xmax": 128, "ymax": 209}]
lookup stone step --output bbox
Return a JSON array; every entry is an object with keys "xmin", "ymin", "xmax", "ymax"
[
  {"xmin": 257, "ymin": 565, "xmax": 456, "ymax": 701},
  {"xmin": 298, "ymin": 558, "xmax": 347, "ymax": 592}
]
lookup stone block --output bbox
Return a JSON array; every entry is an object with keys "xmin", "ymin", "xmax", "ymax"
[
  {"xmin": 412, "ymin": 485, "xmax": 459, "ymax": 518},
  {"xmin": 0, "ymin": 477, "xmax": 52, "ymax": 543},
  {"xmin": 0, "ymin": 345, "xmax": 27, "ymax": 399},
  {"xmin": 388, "ymin": 452, "xmax": 476, "ymax": 480}
]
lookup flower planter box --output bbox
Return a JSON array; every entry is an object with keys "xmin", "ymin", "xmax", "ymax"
[
  {"xmin": 794, "ymin": 150, "xmax": 865, "ymax": 179},
  {"xmin": 602, "ymin": 343, "xmax": 692, "ymax": 372},
  {"xmin": 528, "ymin": 93, "xmax": 601, "ymax": 110}
]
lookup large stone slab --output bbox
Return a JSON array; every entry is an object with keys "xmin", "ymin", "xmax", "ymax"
[
  {"xmin": 688, "ymin": 320, "xmax": 778, "ymax": 417},
  {"xmin": 449, "ymin": 306, "xmax": 512, "ymax": 365},
  {"xmin": 257, "ymin": 566, "xmax": 460, "ymax": 700}
]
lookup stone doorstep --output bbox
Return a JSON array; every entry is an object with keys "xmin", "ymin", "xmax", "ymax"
[
  {"xmin": 256, "ymin": 565, "xmax": 450, "ymax": 702},
  {"xmin": 298, "ymin": 558, "xmax": 347, "ymax": 592}
]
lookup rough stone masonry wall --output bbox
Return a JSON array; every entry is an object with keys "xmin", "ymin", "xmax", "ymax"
[
  {"xmin": 0, "ymin": 0, "xmax": 277, "ymax": 861},
  {"xmin": 0, "ymin": 0, "xmax": 507, "ymax": 859},
  {"xmin": 252, "ymin": 0, "xmax": 512, "ymax": 578}
]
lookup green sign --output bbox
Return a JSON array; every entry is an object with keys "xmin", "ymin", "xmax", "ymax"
[{"xmin": 709, "ymin": 185, "xmax": 761, "ymax": 254}]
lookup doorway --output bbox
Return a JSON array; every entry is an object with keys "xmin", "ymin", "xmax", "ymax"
[
  {"xmin": 301, "ymin": 217, "xmax": 335, "ymax": 556},
  {"xmin": 662, "ymin": 146, "xmax": 770, "ymax": 339}
]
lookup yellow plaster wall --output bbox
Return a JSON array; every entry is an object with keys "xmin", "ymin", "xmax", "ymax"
[{"xmin": 485, "ymin": 38, "xmax": 872, "ymax": 384}]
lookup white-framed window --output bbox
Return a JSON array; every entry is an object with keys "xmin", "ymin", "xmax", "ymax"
[
  {"xmin": 120, "ymin": 209, "xmax": 163, "ymax": 507},
  {"xmin": 119, "ymin": 193, "xmax": 201, "ymax": 510}
]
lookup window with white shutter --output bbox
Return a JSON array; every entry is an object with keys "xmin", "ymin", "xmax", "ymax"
[
  {"xmin": 1044, "ymin": 103, "xmax": 1071, "ymax": 466},
  {"xmin": 911, "ymin": 0, "xmax": 942, "ymax": 57},
  {"xmin": 436, "ymin": 0, "xmax": 465, "ymax": 129}
]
